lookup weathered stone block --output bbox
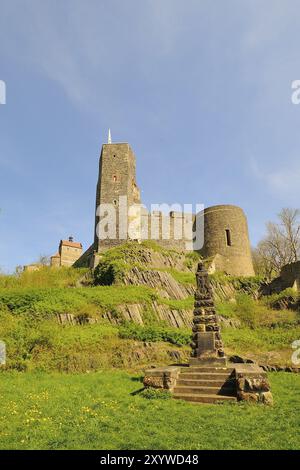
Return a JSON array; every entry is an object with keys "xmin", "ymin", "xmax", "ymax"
[
  {"xmin": 261, "ymin": 391, "xmax": 274, "ymax": 406},
  {"xmin": 237, "ymin": 391, "xmax": 259, "ymax": 403},
  {"xmin": 194, "ymin": 332, "xmax": 215, "ymax": 353},
  {"xmin": 143, "ymin": 367, "xmax": 180, "ymax": 391},
  {"xmin": 143, "ymin": 376, "xmax": 164, "ymax": 389},
  {"xmin": 245, "ymin": 377, "xmax": 270, "ymax": 392},
  {"xmin": 235, "ymin": 364, "xmax": 273, "ymax": 405}
]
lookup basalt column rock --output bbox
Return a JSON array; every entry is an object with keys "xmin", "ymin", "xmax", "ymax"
[{"xmin": 190, "ymin": 262, "xmax": 226, "ymax": 365}]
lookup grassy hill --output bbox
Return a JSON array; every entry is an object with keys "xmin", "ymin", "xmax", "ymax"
[
  {"xmin": 0, "ymin": 244, "xmax": 300, "ymax": 450},
  {"xmin": 1, "ymin": 242, "xmax": 300, "ymax": 449},
  {"xmin": 1, "ymin": 241, "xmax": 300, "ymax": 370}
]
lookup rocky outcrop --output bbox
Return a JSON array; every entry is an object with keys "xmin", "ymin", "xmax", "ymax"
[
  {"xmin": 210, "ymin": 279, "xmax": 236, "ymax": 302},
  {"xmin": 151, "ymin": 301, "xmax": 192, "ymax": 328},
  {"xmin": 105, "ymin": 302, "xmax": 192, "ymax": 328},
  {"xmin": 124, "ymin": 247, "xmax": 194, "ymax": 272},
  {"xmin": 56, "ymin": 303, "xmax": 193, "ymax": 328},
  {"xmin": 73, "ymin": 245, "xmax": 264, "ymax": 329},
  {"xmin": 123, "ymin": 267, "xmax": 193, "ymax": 299}
]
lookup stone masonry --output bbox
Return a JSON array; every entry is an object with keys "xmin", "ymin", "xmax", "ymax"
[
  {"xmin": 143, "ymin": 262, "xmax": 273, "ymax": 404},
  {"xmin": 190, "ymin": 262, "xmax": 225, "ymax": 363},
  {"xmin": 73, "ymin": 137, "xmax": 255, "ymax": 277},
  {"xmin": 50, "ymin": 237, "xmax": 82, "ymax": 267}
]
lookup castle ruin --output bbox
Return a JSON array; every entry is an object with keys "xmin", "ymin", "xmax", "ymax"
[{"xmin": 63, "ymin": 135, "xmax": 254, "ymax": 277}]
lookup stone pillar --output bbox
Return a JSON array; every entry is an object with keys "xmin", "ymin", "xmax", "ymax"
[{"xmin": 190, "ymin": 262, "xmax": 226, "ymax": 365}]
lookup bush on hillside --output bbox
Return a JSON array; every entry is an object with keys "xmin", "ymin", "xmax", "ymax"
[
  {"xmin": 119, "ymin": 323, "xmax": 191, "ymax": 346},
  {"xmin": 94, "ymin": 259, "xmax": 127, "ymax": 285}
]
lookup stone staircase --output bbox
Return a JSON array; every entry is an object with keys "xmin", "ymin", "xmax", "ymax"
[{"xmin": 173, "ymin": 366, "xmax": 237, "ymax": 404}]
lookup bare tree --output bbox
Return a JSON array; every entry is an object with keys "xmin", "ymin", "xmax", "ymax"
[
  {"xmin": 253, "ymin": 208, "xmax": 300, "ymax": 279},
  {"xmin": 37, "ymin": 254, "xmax": 50, "ymax": 266}
]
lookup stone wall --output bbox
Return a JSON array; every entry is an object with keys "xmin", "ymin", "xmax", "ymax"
[
  {"xmin": 50, "ymin": 240, "xmax": 83, "ymax": 267},
  {"xmin": 94, "ymin": 143, "xmax": 141, "ymax": 252},
  {"xmin": 83, "ymin": 142, "xmax": 256, "ymax": 277},
  {"xmin": 279, "ymin": 261, "xmax": 300, "ymax": 290},
  {"xmin": 60, "ymin": 245, "xmax": 82, "ymax": 267},
  {"xmin": 261, "ymin": 260, "xmax": 300, "ymax": 295},
  {"xmin": 142, "ymin": 211, "xmax": 191, "ymax": 252}
]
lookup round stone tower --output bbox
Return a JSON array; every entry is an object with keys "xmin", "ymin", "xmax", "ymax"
[{"xmin": 200, "ymin": 205, "xmax": 254, "ymax": 277}]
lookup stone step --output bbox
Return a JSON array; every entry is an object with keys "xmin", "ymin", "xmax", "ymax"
[
  {"xmin": 174, "ymin": 385, "xmax": 235, "ymax": 396},
  {"xmin": 176, "ymin": 378, "xmax": 235, "ymax": 388},
  {"xmin": 179, "ymin": 372, "xmax": 231, "ymax": 381},
  {"xmin": 181, "ymin": 367, "xmax": 234, "ymax": 374},
  {"xmin": 173, "ymin": 393, "xmax": 237, "ymax": 404}
]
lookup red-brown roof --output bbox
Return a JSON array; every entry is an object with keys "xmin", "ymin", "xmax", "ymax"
[{"xmin": 60, "ymin": 240, "xmax": 82, "ymax": 249}]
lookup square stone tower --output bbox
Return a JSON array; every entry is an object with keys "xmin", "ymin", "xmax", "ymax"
[{"xmin": 94, "ymin": 142, "xmax": 141, "ymax": 251}]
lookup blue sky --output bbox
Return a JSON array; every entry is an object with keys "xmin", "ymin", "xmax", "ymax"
[{"xmin": 1, "ymin": 0, "xmax": 300, "ymax": 272}]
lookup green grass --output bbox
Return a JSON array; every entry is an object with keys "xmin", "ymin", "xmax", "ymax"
[
  {"xmin": 209, "ymin": 272, "xmax": 263, "ymax": 295},
  {"xmin": 223, "ymin": 325, "xmax": 300, "ymax": 354},
  {"xmin": 216, "ymin": 293, "xmax": 300, "ymax": 328},
  {"xmin": 159, "ymin": 296, "xmax": 194, "ymax": 310},
  {"xmin": 158, "ymin": 268, "xmax": 195, "ymax": 286},
  {"xmin": 0, "ymin": 285, "xmax": 158, "ymax": 318},
  {"xmin": 0, "ymin": 267, "xmax": 89, "ymax": 289},
  {"xmin": 119, "ymin": 323, "xmax": 191, "ymax": 346},
  {"xmin": 1, "ymin": 287, "xmax": 300, "ymax": 372},
  {"xmin": 0, "ymin": 370, "xmax": 299, "ymax": 449}
]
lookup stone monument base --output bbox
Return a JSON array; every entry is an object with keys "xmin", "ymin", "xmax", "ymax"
[{"xmin": 189, "ymin": 356, "xmax": 227, "ymax": 367}]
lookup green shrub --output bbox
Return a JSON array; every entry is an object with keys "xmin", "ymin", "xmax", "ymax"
[
  {"xmin": 183, "ymin": 251, "xmax": 200, "ymax": 269},
  {"xmin": 119, "ymin": 323, "xmax": 191, "ymax": 346},
  {"xmin": 234, "ymin": 294, "xmax": 257, "ymax": 328},
  {"xmin": 94, "ymin": 259, "xmax": 127, "ymax": 285},
  {"xmin": 231, "ymin": 276, "xmax": 263, "ymax": 294},
  {"xmin": 140, "ymin": 388, "xmax": 171, "ymax": 400}
]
